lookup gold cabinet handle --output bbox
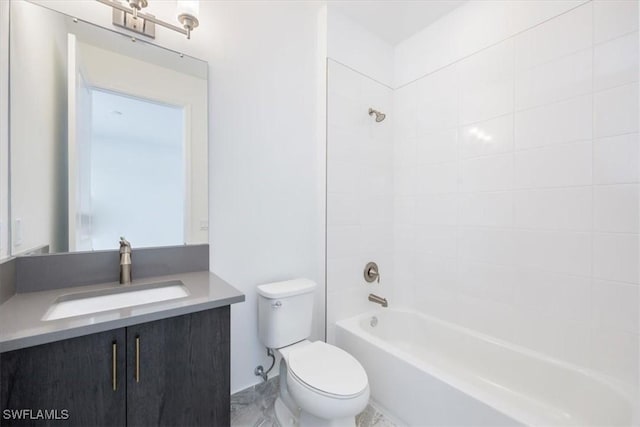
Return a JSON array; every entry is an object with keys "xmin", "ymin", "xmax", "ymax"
[
  {"xmin": 135, "ymin": 336, "xmax": 140, "ymax": 383},
  {"xmin": 112, "ymin": 342, "xmax": 117, "ymax": 391}
]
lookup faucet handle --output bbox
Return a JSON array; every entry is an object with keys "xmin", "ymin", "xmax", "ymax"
[{"xmin": 364, "ymin": 262, "xmax": 380, "ymax": 283}]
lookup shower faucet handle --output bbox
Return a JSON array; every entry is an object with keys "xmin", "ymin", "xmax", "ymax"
[{"xmin": 364, "ymin": 262, "xmax": 380, "ymax": 283}]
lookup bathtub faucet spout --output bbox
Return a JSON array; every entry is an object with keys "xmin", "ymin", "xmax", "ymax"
[{"xmin": 368, "ymin": 293, "xmax": 388, "ymax": 308}]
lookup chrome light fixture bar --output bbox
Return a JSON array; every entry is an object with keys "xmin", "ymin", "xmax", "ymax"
[{"xmin": 97, "ymin": 0, "xmax": 200, "ymax": 39}]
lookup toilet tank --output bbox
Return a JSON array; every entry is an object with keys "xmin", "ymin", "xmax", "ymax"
[{"xmin": 257, "ymin": 278, "xmax": 316, "ymax": 349}]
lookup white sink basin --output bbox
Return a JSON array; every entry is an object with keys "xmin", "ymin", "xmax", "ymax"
[{"xmin": 42, "ymin": 280, "xmax": 189, "ymax": 321}]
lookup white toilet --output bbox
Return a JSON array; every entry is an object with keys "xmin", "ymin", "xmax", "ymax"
[{"xmin": 257, "ymin": 279, "xmax": 370, "ymax": 427}]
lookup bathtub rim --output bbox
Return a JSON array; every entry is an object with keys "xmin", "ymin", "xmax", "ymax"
[{"xmin": 335, "ymin": 307, "xmax": 638, "ymax": 427}]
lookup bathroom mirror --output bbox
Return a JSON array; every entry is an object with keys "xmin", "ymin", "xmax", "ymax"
[{"xmin": 8, "ymin": 1, "xmax": 208, "ymax": 255}]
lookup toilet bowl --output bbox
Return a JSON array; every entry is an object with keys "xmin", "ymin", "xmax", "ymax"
[
  {"xmin": 257, "ymin": 279, "xmax": 370, "ymax": 427},
  {"xmin": 276, "ymin": 340, "xmax": 369, "ymax": 426}
]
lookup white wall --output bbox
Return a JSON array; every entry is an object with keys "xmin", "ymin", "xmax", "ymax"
[
  {"xmin": 325, "ymin": 9, "xmax": 394, "ymax": 342},
  {"xmin": 206, "ymin": 1, "xmax": 325, "ymax": 392},
  {"xmin": 14, "ymin": 0, "xmax": 326, "ymax": 394},
  {"xmin": 0, "ymin": 0, "xmax": 9, "ymax": 260},
  {"xmin": 327, "ymin": 8, "xmax": 394, "ymax": 88},
  {"xmin": 393, "ymin": 0, "xmax": 639, "ymax": 389},
  {"xmin": 10, "ymin": 1, "xmax": 69, "ymax": 254}
]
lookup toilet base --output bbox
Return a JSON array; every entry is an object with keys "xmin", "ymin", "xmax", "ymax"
[{"xmin": 275, "ymin": 397, "xmax": 299, "ymax": 426}]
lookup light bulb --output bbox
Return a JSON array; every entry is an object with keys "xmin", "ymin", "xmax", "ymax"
[{"xmin": 176, "ymin": 0, "xmax": 199, "ymax": 19}]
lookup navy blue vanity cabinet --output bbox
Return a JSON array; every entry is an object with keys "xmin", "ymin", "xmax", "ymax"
[{"xmin": 0, "ymin": 306, "xmax": 230, "ymax": 427}]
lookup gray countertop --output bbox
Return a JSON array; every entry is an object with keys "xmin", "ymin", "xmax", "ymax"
[{"xmin": 0, "ymin": 271, "xmax": 245, "ymax": 353}]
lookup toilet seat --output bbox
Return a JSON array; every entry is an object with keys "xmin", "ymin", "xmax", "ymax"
[{"xmin": 287, "ymin": 341, "xmax": 368, "ymax": 398}]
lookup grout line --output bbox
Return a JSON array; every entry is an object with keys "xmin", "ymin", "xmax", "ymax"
[{"xmin": 327, "ymin": 58, "xmax": 393, "ymax": 90}]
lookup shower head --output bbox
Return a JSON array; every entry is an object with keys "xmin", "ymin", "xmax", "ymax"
[{"xmin": 368, "ymin": 108, "xmax": 386, "ymax": 122}]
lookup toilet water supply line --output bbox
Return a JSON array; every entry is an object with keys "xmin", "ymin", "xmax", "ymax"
[{"xmin": 254, "ymin": 348, "xmax": 276, "ymax": 382}]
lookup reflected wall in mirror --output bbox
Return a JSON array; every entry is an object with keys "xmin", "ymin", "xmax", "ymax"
[{"xmin": 9, "ymin": 0, "xmax": 208, "ymax": 255}]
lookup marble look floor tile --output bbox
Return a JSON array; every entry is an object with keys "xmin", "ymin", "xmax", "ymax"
[{"xmin": 231, "ymin": 377, "xmax": 396, "ymax": 427}]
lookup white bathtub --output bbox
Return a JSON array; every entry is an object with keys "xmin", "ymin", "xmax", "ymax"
[{"xmin": 336, "ymin": 309, "xmax": 638, "ymax": 426}]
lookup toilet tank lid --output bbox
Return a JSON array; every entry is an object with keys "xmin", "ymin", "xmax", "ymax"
[{"xmin": 257, "ymin": 278, "xmax": 316, "ymax": 298}]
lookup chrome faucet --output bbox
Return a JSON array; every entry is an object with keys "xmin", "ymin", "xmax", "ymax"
[
  {"xmin": 368, "ymin": 293, "xmax": 388, "ymax": 308},
  {"xmin": 119, "ymin": 237, "xmax": 132, "ymax": 285}
]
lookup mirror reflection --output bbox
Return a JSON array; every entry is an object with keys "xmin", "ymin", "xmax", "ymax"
[{"xmin": 9, "ymin": 1, "xmax": 208, "ymax": 255}]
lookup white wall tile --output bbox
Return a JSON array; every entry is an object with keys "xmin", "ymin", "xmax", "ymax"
[
  {"xmin": 328, "ymin": 287, "xmax": 377, "ymax": 334},
  {"xmin": 394, "ymin": 164, "xmax": 416, "ymax": 196},
  {"xmin": 327, "ymin": 193, "xmax": 359, "ymax": 226},
  {"xmin": 514, "ymin": 230, "xmax": 592, "ymax": 276},
  {"xmin": 594, "ymin": 184, "xmax": 639, "ymax": 233},
  {"xmin": 590, "ymin": 329, "xmax": 639, "ymax": 386},
  {"xmin": 328, "ymin": 92, "xmax": 367, "ymax": 132},
  {"xmin": 508, "ymin": 1, "xmax": 589, "ymax": 37},
  {"xmin": 461, "ymin": 114, "xmax": 514, "ymax": 158},
  {"xmin": 459, "ymin": 191, "xmax": 513, "ymax": 228},
  {"xmin": 594, "ymin": 32, "xmax": 639, "ymax": 91},
  {"xmin": 327, "ymin": 9, "xmax": 394, "ymax": 87},
  {"xmin": 459, "ymin": 227, "xmax": 515, "ymax": 266},
  {"xmin": 453, "ymin": 1, "xmax": 511, "ymax": 59},
  {"xmin": 414, "ymin": 253, "xmax": 459, "ymax": 291},
  {"xmin": 327, "ymin": 159, "xmax": 360, "ymax": 195},
  {"xmin": 416, "ymin": 129, "xmax": 458, "ymax": 165},
  {"xmin": 514, "ymin": 269, "xmax": 592, "ymax": 323},
  {"xmin": 514, "ymin": 187, "xmax": 592, "ymax": 231},
  {"xmin": 327, "ymin": 255, "xmax": 364, "ymax": 293},
  {"xmin": 394, "ymin": 137, "xmax": 416, "ymax": 168},
  {"xmin": 460, "ymin": 79, "xmax": 514, "ymax": 126},
  {"xmin": 455, "ymin": 296, "xmax": 518, "ymax": 343},
  {"xmin": 592, "ymin": 279, "xmax": 639, "ymax": 334},
  {"xmin": 459, "ymin": 261, "xmax": 516, "ymax": 305},
  {"xmin": 415, "ymin": 225, "xmax": 458, "ymax": 258},
  {"xmin": 328, "ymin": 59, "xmax": 363, "ymax": 100},
  {"xmin": 415, "ymin": 161, "xmax": 458, "ymax": 195},
  {"xmin": 594, "ymin": 0, "xmax": 640, "ymax": 44},
  {"xmin": 459, "ymin": 40, "xmax": 514, "ymax": 124},
  {"xmin": 393, "ymin": 196, "xmax": 415, "ymax": 225},
  {"xmin": 415, "ymin": 193, "xmax": 458, "ymax": 226},
  {"xmin": 514, "ymin": 141, "xmax": 592, "ymax": 188},
  {"xmin": 393, "ymin": 13, "xmax": 459, "ymax": 87},
  {"xmin": 390, "ymin": 0, "xmax": 639, "ymax": 385},
  {"xmin": 512, "ymin": 312, "xmax": 592, "ymax": 367},
  {"xmin": 327, "ymin": 225, "xmax": 360, "ymax": 260},
  {"xmin": 515, "ymin": 49, "xmax": 592, "ymax": 110},
  {"xmin": 594, "ymin": 82, "xmax": 639, "ymax": 138},
  {"xmin": 594, "ymin": 233, "xmax": 639, "ymax": 284},
  {"xmin": 416, "ymin": 67, "xmax": 458, "ymax": 133},
  {"xmin": 459, "ymin": 39, "xmax": 514, "ymax": 88},
  {"xmin": 361, "ymin": 155, "xmax": 393, "ymax": 196},
  {"xmin": 328, "ymin": 127, "xmax": 362, "ymax": 164},
  {"xmin": 360, "ymin": 224, "xmax": 393, "ymax": 254},
  {"xmin": 360, "ymin": 194, "xmax": 393, "ymax": 225},
  {"xmin": 593, "ymin": 133, "xmax": 639, "ymax": 184},
  {"xmin": 515, "ymin": 95, "xmax": 592, "ymax": 150},
  {"xmin": 514, "ymin": 3, "xmax": 592, "ymax": 71},
  {"xmin": 460, "ymin": 153, "xmax": 514, "ymax": 192}
]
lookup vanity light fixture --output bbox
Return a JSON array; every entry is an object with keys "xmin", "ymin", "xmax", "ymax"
[{"xmin": 97, "ymin": 0, "xmax": 200, "ymax": 39}]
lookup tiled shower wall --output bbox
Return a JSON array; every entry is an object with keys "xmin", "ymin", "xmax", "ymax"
[
  {"xmin": 326, "ymin": 60, "xmax": 393, "ymax": 343},
  {"xmin": 393, "ymin": 0, "xmax": 639, "ymax": 387}
]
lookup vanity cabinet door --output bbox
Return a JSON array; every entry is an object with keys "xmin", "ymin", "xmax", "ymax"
[
  {"xmin": 125, "ymin": 306, "xmax": 230, "ymax": 427},
  {"xmin": 0, "ymin": 329, "xmax": 126, "ymax": 427}
]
